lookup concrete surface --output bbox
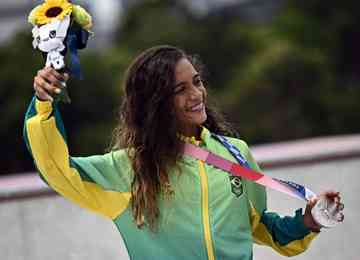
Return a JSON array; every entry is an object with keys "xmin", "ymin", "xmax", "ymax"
[
  {"xmin": 254, "ymin": 158, "xmax": 358, "ymax": 260},
  {"xmin": 0, "ymin": 196, "xmax": 129, "ymax": 260}
]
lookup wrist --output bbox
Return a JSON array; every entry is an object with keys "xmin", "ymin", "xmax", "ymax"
[
  {"xmin": 35, "ymin": 94, "xmax": 47, "ymax": 102},
  {"xmin": 303, "ymin": 212, "xmax": 321, "ymax": 233}
]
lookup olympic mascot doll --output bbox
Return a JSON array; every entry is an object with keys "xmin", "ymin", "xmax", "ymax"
[{"xmin": 28, "ymin": 0, "xmax": 92, "ymax": 103}]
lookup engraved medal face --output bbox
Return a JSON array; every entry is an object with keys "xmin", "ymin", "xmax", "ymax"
[
  {"xmin": 311, "ymin": 196, "xmax": 343, "ymax": 228},
  {"xmin": 229, "ymin": 176, "xmax": 243, "ymax": 197}
]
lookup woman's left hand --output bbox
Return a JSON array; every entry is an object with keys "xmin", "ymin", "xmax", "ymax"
[{"xmin": 303, "ymin": 191, "xmax": 344, "ymax": 232}]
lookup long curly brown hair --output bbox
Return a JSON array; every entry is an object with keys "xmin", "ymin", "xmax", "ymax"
[{"xmin": 112, "ymin": 46, "xmax": 237, "ymax": 230}]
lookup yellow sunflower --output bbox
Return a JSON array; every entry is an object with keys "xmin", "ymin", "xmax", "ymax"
[{"xmin": 29, "ymin": 0, "xmax": 73, "ymax": 25}]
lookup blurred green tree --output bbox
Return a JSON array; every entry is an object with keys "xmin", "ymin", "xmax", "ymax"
[
  {"xmin": 115, "ymin": 0, "xmax": 360, "ymax": 143},
  {"xmin": 0, "ymin": 32, "xmax": 43, "ymax": 173},
  {"xmin": 1, "ymin": 0, "xmax": 360, "ymax": 174}
]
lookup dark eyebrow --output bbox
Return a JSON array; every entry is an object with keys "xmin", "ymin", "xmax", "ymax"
[
  {"xmin": 193, "ymin": 73, "xmax": 201, "ymax": 79},
  {"xmin": 175, "ymin": 82, "xmax": 185, "ymax": 88},
  {"xmin": 175, "ymin": 73, "xmax": 201, "ymax": 87}
]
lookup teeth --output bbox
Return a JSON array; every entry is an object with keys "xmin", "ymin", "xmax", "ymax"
[{"xmin": 190, "ymin": 103, "xmax": 203, "ymax": 112}]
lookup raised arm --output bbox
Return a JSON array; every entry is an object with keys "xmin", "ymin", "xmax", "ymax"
[{"xmin": 23, "ymin": 67, "xmax": 131, "ymax": 220}]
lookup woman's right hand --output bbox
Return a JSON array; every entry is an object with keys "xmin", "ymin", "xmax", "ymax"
[{"xmin": 33, "ymin": 67, "xmax": 69, "ymax": 102}]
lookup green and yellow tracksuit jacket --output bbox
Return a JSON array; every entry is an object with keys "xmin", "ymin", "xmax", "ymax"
[{"xmin": 24, "ymin": 97, "xmax": 317, "ymax": 260}]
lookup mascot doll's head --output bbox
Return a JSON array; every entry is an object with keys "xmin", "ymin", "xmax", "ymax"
[{"xmin": 32, "ymin": 15, "xmax": 70, "ymax": 69}]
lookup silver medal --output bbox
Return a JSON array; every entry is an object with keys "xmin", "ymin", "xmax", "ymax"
[{"xmin": 311, "ymin": 196, "xmax": 343, "ymax": 228}]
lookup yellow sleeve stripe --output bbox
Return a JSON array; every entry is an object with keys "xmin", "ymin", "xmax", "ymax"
[
  {"xmin": 26, "ymin": 100, "xmax": 130, "ymax": 220},
  {"xmin": 253, "ymin": 223, "xmax": 317, "ymax": 257},
  {"xmin": 249, "ymin": 202, "xmax": 318, "ymax": 257}
]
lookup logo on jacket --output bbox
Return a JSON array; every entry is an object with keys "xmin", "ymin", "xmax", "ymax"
[{"xmin": 229, "ymin": 176, "xmax": 243, "ymax": 197}]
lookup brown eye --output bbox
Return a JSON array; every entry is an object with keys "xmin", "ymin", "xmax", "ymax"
[
  {"xmin": 194, "ymin": 78, "xmax": 203, "ymax": 87},
  {"xmin": 174, "ymin": 86, "xmax": 185, "ymax": 94}
]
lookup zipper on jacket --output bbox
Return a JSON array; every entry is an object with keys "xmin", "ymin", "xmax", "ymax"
[{"xmin": 198, "ymin": 160, "xmax": 215, "ymax": 260}]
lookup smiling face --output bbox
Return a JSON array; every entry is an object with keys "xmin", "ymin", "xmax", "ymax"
[{"xmin": 173, "ymin": 58, "xmax": 207, "ymax": 137}]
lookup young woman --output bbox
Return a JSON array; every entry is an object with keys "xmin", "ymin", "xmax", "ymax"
[{"xmin": 24, "ymin": 45, "xmax": 343, "ymax": 260}]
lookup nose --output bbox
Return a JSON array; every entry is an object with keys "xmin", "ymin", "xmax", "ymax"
[{"xmin": 188, "ymin": 84, "xmax": 202, "ymax": 100}]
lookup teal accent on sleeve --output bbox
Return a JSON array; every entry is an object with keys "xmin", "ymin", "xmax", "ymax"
[
  {"xmin": 53, "ymin": 104, "xmax": 68, "ymax": 143},
  {"xmin": 23, "ymin": 96, "xmax": 67, "ymax": 153},
  {"xmin": 23, "ymin": 96, "xmax": 49, "ymax": 186},
  {"xmin": 23, "ymin": 96, "xmax": 38, "ymax": 157},
  {"xmin": 23, "ymin": 96, "xmax": 67, "ymax": 185},
  {"xmin": 69, "ymin": 158, "xmax": 95, "ymax": 183},
  {"xmin": 260, "ymin": 208, "xmax": 311, "ymax": 246},
  {"xmin": 70, "ymin": 152, "xmax": 131, "ymax": 193}
]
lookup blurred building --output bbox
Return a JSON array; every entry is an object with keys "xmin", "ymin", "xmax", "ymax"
[
  {"xmin": 0, "ymin": 0, "xmax": 33, "ymax": 44},
  {"xmin": 0, "ymin": 0, "xmax": 284, "ymax": 47},
  {"xmin": 0, "ymin": 0, "xmax": 124, "ymax": 48},
  {"xmin": 180, "ymin": 0, "xmax": 284, "ymax": 22}
]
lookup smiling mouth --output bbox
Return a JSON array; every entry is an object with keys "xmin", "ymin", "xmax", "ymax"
[{"xmin": 188, "ymin": 102, "xmax": 204, "ymax": 112}]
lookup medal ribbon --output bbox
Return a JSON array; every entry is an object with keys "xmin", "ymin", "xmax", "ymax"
[
  {"xmin": 183, "ymin": 135, "xmax": 317, "ymax": 201},
  {"xmin": 66, "ymin": 28, "xmax": 89, "ymax": 79}
]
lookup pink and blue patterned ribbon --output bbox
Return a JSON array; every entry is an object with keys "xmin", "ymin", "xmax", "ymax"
[{"xmin": 183, "ymin": 139, "xmax": 316, "ymax": 201}]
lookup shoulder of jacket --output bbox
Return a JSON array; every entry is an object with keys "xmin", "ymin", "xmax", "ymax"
[{"xmin": 106, "ymin": 149, "xmax": 131, "ymax": 162}]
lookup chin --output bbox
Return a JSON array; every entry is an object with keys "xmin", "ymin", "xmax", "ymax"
[
  {"xmin": 196, "ymin": 112, "xmax": 207, "ymax": 125},
  {"xmin": 182, "ymin": 111, "xmax": 207, "ymax": 129}
]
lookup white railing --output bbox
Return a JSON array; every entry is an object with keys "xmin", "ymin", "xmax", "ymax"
[{"xmin": 1, "ymin": 133, "xmax": 360, "ymax": 202}]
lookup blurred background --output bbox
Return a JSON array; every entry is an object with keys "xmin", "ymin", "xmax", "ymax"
[
  {"xmin": 0, "ymin": 0, "xmax": 359, "ymax": 260},
  {"xmin": 2, "ymin": 0, "xmax": 360, "ymax": 175}
]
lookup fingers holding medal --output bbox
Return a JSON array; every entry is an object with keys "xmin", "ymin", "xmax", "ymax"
[{"xmin": 309, "ymin": 191, "xmax": 344, "ymax": 229}]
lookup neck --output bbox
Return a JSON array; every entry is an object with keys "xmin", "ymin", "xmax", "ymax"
[{"xmin": 179, "ymin": 125, "xmax": 201, "ymax": 139}]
